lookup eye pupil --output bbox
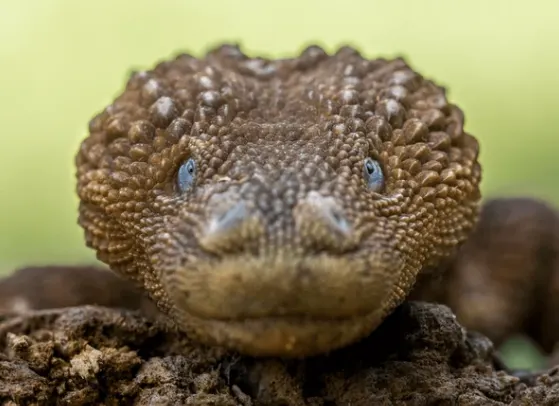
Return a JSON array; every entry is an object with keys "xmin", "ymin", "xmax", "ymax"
[{"xmin": 366, "ymin": 160, "xmax": 375, "ymax": 174}]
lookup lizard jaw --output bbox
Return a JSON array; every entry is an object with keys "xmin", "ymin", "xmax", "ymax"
[
  {"xmin": 170, "ymin": 305, "xmax": 390, "ymax": 357},
  {"xmin": 161, "ymin": 253, "xmax": 406, "ymax": 357}
]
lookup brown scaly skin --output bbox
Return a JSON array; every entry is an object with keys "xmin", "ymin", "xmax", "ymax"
[
  {"xmin": 74, "ymin": 44, "xmax": 481, "ymax": 357},
  {"xmin": 0, "ymin": 266, "xmax": 159, "ymax": 317},
  {"xmin": 412, "ymin": 197, "xmax": 559, "ymax": 355}
]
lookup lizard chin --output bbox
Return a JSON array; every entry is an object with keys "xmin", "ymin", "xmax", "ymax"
[
  {"xmin": 169, "ymin": 307, "xmax": 389, "ymax": 357},
  {"xmin": 161, "ymin": 253, "xmax": 406, "ymax": 357}
]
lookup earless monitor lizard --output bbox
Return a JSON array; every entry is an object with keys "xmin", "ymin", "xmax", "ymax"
[{"xmin": 2, "ymin": 45, "xmax": 558, "ymax": 358}]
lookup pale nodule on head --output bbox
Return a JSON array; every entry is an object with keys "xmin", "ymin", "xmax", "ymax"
[{"xmin": 76, "ymin": 44, "xmax": 482, "ymax": 356}]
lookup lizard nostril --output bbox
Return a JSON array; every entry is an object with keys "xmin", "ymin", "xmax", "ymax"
[
  {"xmin": 293, "ymin": 191, "xmax": 356, "ymax": 253},
  {"xmin": 327, "ymin": 208, "xmax": 351, "ymax": 235},
  {"xmin": 198, "ymin": 199, "xmax": 264, "ymax": 254},
  {"xmin": 207, "ymin": 201, "xmax": 248, "ymax": 235},
  {"xmin": 301, "ymin": 191, "xmax": 352, "ymax": 236}
]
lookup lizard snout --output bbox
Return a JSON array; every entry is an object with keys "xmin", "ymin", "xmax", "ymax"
[
  {"xmin": 197, "ymin": 197, "xmax": 266, "ymax": 254},
  {"xmin": 164, "ymin": 189, "xmax": 401, "ymax": 356},
  {"xmin": 197, "ymin": 189, "xmax": 359, "ymax": 255}
]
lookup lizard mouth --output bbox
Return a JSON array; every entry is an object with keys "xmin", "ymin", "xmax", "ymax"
[
  {"xmin": 162, "ymin": 252, "xmax": 405, "ymax": 357},
  {"xmin": 171, "ymin": 307, "xmax": 388, "ymax": 357}
]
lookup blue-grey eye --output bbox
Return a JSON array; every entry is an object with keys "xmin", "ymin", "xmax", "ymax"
[
  {"xmin": 177, "ymin": 158, "xmax": 196, "ymax": 193},
  {"xmin": 364, "ymin": 158, "xmax": 384, "ymax": 192}
]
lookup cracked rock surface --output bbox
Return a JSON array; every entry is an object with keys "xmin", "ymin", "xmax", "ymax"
[{"xmin": 1, "ymin": 302, "xmax": 558, "ymax": 405}]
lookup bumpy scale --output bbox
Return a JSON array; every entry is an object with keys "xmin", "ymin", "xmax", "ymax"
[{"xmin": 76, "ymin": 44, "xmax": 481, "ymax": 356}]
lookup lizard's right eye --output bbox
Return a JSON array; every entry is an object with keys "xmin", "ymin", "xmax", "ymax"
[
  {"xmin": 177, "ymin": 158, "xmax": 196, "ymax": 193},
  {"xmin": 364, "ymin": 158, "xmax": 384, "ymax": 192}
]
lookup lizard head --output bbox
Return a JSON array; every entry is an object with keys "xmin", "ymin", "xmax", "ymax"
[{"xmin": 76, "ymin": 44, "xmax": 481, "ymax": 356}]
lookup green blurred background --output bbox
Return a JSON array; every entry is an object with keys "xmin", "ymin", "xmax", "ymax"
[{"xmin": 0, "ymin": 0, "xmax": 557, "ymax": 368}]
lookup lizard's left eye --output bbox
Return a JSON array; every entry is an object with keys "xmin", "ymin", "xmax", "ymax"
[
  {"xmin": 364, "ymin": 158, "xmax": 384, "ymax": 192},
  {"xmin": 177, "ymin": 158, "xmax": 196, "ymax": 193}
]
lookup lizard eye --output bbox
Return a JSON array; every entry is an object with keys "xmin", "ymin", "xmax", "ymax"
[
  {"xmin": 177, "ymin": 158, "xmax": 196, "ymax": 193},
  {"xmin": 364, "ymin": 158, "xmax": 384, "ymax": 192}
]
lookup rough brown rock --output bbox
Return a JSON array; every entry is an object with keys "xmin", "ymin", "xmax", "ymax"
[{"xmin": 2, "ymin": 302, "xmax": 559, "ymax": 405}]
